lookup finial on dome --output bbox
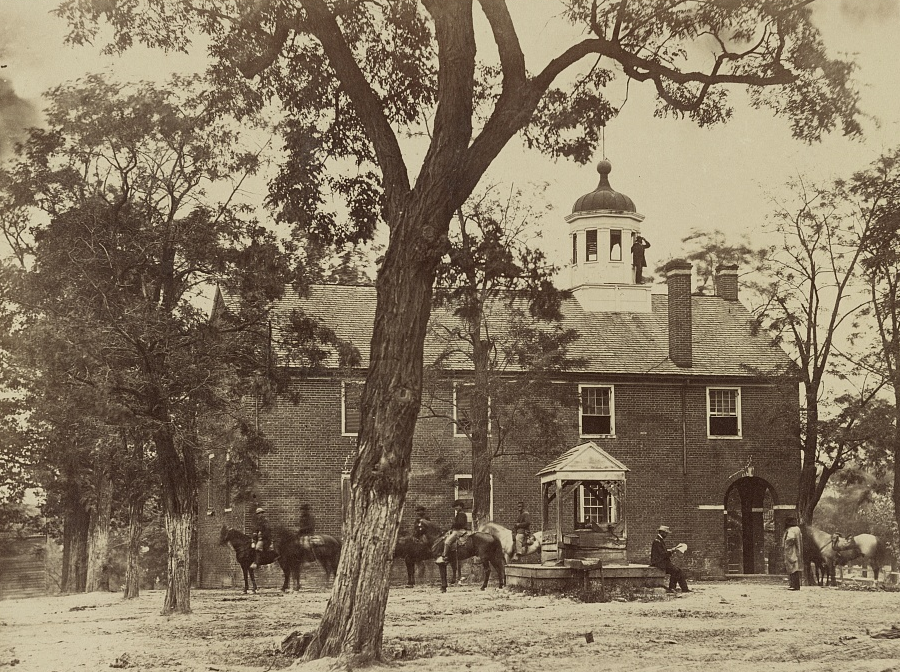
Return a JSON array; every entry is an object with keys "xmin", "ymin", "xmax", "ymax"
[{"xmin": 571, "ymin": 156, "xmax": 636, "ymax": 214}]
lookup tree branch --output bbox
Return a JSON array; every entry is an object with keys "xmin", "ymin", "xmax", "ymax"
[
  {"xmin": 417, "ymin": 0, "xmax": 477, "ymax": 207},
  {"xmin": 299, "ymin": 0, "xmax": 410, "ymax": 212},
  {"xmin": 477, "ymin": 0, "xmax": 526, "ymax": 88}
]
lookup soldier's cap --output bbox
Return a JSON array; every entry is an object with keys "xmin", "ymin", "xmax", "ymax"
[
  {"xmin": 658, "ymin": 525, "xmax": 671, "ymax": 533},
  {"xmin": 453, "ymin": 499, "xmax": 465, "ymax": 508},
  {"xmin": 415, "ymin": 505, "xmax": 426, "ymax": 512},
  {"xmin": 256, "ymin": 507, "xmax": 266, "ymax": 514}
]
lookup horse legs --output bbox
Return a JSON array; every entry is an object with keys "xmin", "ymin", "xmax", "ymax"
[
  {"xmin": 480, "ymin": 558, "xmax": 490, "ymax": 591},
  {"xmin": 249, "ymin": 567, "xmax": 258, "ymax": 594},
  {"xmin": 242, "ymin": 566, "xmax": 250, "ymax": 594},
  {"xmin": 405, "ymin": 559, "xmax": 415, "ymax": 587}
]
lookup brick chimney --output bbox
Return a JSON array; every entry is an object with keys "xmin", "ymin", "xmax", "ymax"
[
  {"xmin": 665, "ymin": 259, "xmax": 693, "ymax": 368},
  {"xmin": 715, "ymin": 264, "xmax": 739, "ymax": 301}
]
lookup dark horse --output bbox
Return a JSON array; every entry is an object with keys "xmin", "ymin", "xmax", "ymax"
[
  {"xmin": 393, "ymin": 534, "xmax": 458, "ymax": 587},
  {"xmin": 287, "ymin": 529, "xmax": 342, "ymax": 587},
  {"xmin": 416, "ymin": 520, "xmax": 505, "ymax": 593},
  {"xmin": 219, "ymin": 526, "xmax": 293, "ymax": 594},
  {"xmin": 220, "ymin": 526, "xmax": 342, "ymax": 593}
]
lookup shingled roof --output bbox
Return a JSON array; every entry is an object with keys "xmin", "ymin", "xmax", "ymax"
[{"xmin": 252, "ymin": 284, "xmax": 795, "ymax": 379}]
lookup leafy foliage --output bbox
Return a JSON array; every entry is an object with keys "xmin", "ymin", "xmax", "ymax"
[
  {"xmin": 423, "ymin": 185, "xmax": 581, "ymax": 522},
  {"xmin": 658, "ymin": 228, "xmax": 768, "ymax": 295}
]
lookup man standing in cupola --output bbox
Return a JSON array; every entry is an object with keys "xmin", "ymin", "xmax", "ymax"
[{"xmin": 631, "ymin": 234, "xmax": 651, "ymax": 284}]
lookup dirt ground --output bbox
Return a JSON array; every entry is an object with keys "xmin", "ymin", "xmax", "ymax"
[{"xmin": 3, "ymin": 569, "xmax": 900, "ymax": 672}]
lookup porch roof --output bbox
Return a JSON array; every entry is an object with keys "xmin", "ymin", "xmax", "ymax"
[{"xmin": 537, "ymin": 441, "xmax": 629, "ymax": 484}]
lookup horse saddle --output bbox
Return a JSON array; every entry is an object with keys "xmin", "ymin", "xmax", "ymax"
[
  {"xmin": 301, "ymin": 534, "xmax": 324, "ymax": 547},
  {"xmin": 439, "ymin": 531, "xmax": 469, "ymax": 548}
]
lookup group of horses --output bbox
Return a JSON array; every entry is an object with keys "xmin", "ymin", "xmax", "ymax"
[
  {"xmin": 222, "ymin": 519, "xmax": 886, "ymax": 595},
  {"xmin": 221, "ymin": 518, "xmax": 537, "ymax": 595},
  {"xmin": 802, "ymin": 524, "xmax": 885, "ymax": 586}
]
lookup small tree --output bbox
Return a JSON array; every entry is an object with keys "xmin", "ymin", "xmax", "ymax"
[
  {"xmin": 424, "ymin": 185, "xmax": 580, "ymax": 528},
  {"xmin": 755, "ymin": 172, "xmax": 890, "ymax": 522}
]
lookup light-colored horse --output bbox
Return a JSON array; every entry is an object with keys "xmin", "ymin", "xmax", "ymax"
[
  {"xmin": 801, "ymin": 524, "xmax": 856, "ymax": 586},
  {"xmin": 836, "ymin": 533, "xmax": 886, "ymax": 583},
  {"xmin": 479, "ymin": 522, "xmax": 541, "ymax": 563}
]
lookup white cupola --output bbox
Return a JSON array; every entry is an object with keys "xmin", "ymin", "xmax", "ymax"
[{"xmin": 565, "ymin": 159, "xmax": 652, "ymax": 313}]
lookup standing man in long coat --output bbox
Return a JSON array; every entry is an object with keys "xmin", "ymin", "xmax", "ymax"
[{"xmin": 783, "ymin": 517, "xmax": 802, "ymax": 591}]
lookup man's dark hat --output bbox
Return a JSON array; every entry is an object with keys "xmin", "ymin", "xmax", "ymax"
[{"xmin": 453, "ymin": 499, "xmax": 465, "ymax": 508}]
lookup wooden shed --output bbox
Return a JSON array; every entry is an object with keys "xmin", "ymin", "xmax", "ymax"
[{"xmin": 538, "ymin": 441, "xmax": 629, "ymax": 564}]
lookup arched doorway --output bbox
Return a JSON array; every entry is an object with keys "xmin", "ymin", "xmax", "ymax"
[{"xmin": 724, "ymin": 477, "xmax": 777, "ymax": 574}]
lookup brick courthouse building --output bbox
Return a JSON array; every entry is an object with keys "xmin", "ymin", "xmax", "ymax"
[{"xmin": 198, "ymin": 160, "xmax": 800, "ymax": 587}]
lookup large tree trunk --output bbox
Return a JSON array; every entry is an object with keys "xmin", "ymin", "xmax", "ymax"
[
  {"xmin": 123, "ymin": 497, "xmax": 144, "ymax": 599},
  {"xmin": 123, "ymin": 434, "xmax": 146, "ymax": 599},
  {"xmin": 60, "ymin": 480, "xmax": 90, "ymax": 594},
  {"xmin": 154, "ymin": 420, "xmax": 198, "ymax": 615},
  {"xmin": 86, "ymin": 457, "xmax": 113, "ymax": 592},
  {"xmin": 163, "ymin": 509, "xmax": 193, "ymax": 614},
  {"xmin": 303, "ymin": 198, "xmax": 451, "ymax": 664}
]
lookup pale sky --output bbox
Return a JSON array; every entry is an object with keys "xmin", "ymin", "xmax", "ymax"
[{"xmin": 1, "ymin": 0, "xmax": 899, "ymax": 278}]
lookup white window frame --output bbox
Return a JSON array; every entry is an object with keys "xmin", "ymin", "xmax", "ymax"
[
  {"xmin": 578, "ymin": 484, "xmax": 618, "ymax": 524},
  {"xmin": 341, "ymin": 380, "xmax": 364, "ymax": 437},
  {"xmin": 454, "ymin": 473, "xmax": 493, "ymax": 525},
  {"xmin": 453, "ymin": 382, "xmax": 491, "ymax": 438},
  {"xmin": 707, "ymin": 386, "xmax": 742, "ymax": 439},
  {"xmin": 578, "ymin": 384, "xmax": 615, "ymax": 438},
  {"xmin": 223, "ymin": 452, "xmax": 233, "ymax": 513}
]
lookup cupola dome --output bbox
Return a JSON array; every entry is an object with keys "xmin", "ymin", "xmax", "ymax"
[{"xmin": 571, "ymin": 159, "xmax": 636, "ymax": 214}]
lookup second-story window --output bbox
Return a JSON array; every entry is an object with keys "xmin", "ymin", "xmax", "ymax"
[
  {"xmin": 586, "ymin": 229, "xmax": 598, "ymax": 261},
  {"xmin": 453, "ymin": 383, "xmax": 491, "ymax": 437},
  {"xmin": 342, "ymin": 380, "xmax": 364, "ymax": 436},
  {"xmin": 580, "ymin": 385, "xmax": 614, "ymax": 436},
  {"xmin": 454, "ymin": 383, "xmax": 474, "ymax": 436},
  {"xmin": 708, "ymin": 387, "xmax": 741, "ymax": 438}
]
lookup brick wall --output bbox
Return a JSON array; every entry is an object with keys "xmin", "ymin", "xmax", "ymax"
[{"xmin": 199, "ymin": 374, "xmax": 799, "ymax": 586}]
